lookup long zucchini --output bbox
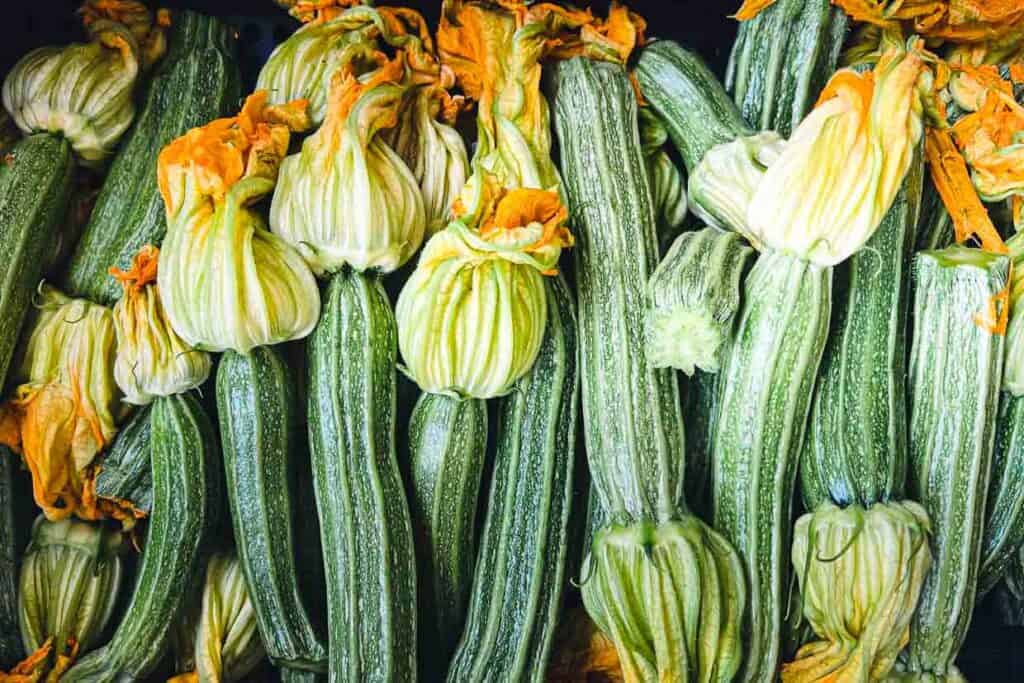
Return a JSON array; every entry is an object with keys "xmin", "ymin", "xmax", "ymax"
[
  {"xmin": 62, "ymin": 10, "xmax": 241, "ymax": 306},
  {"xmin": 901, "ymin": 247, "xmax": 1008, "ymax": 679},
  {"xmin": 62, "ymin": 393, "xmax": 221, "ymax": 682},
  {"xmin": 217, "ymin": 347, "xmax": 327, "ymax": 677},
  {"xmin": 307, "ymin": 269, "xmax": 417, "ymax": 682},
  {"xmin": 447, "ymin": 275, "xmax": 579, "ymax": 681},
  {"xmin": 406, "ymin": 393, "xmax": 487, "ymax": 677}
]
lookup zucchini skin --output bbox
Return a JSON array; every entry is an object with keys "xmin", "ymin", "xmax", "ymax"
[
  {"xmin": 307, "ymin": 270, "xmax": 417, "ymax": 682},
  {"xmin": 711, "ymin": 250, "xmax": 832, "ymax": 683},
  {"xmin": 62, "ymin": 393, "xmax": 220, "ymax": 682},
  {"xmin": 94, "ymin": 404, "xmax": 153, "ymax": 515},
  {"xmin": 978, "ymin": 393, "xmax": 1024, "ymax": 596},
  {"xmin": 407, "ymin": 393, "xmax": 487, "ymax": 677},
  {"xmin": 725, "ymin": 0, "xmax": 847, "ymax": 137},
  {"xmin": 635, "ymin": 40, "xmax": 752, "ymax": 172},
  {"xmin": 447, "ymin": 275, "xmax": 579, "ymax": 682},
  {"xmin": 62, "ymin": 11, "xmax": 241, "ymax": 305},
  {"xmin": 0, "ymin": 133, "xmax": 74, "ymax": 387},
  {"xmin": 549, "ymin": 56, "xmax": 685, "ymax": 525},
  {"xmin": 0, "ymin": 448, "xmax": 22, "ymax": 666},
  {"xmin": 683, "ymin": 369, "xmax": 719, "ymax": 519},
  {"xmin": 217, "ymin": 347, "xmax": 328, "ymax": 674},
  {"xmin": 800, "ymin": 153, "xmax": 923, "ymax": 509},
  {"xmin": 904, "ymin": 248, "xmax": 1008, "ymax": 676}
]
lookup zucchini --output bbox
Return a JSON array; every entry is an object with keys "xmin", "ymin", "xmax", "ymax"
[
  {"xmin": 995, "ymin": 547, "xmax": 1024, "ymax": 626},
  {"xmin": 0, "ymin": 449, "xmax": 22, "ymax": 667},
  {"xmin": 901, "ymin": 247, "xmax": 1008, "ymax": 678},
  {"xmin": 916, "ymin": 180, "xmax": 955, "ymax": 252},
  {"xmin": 978, "ymin": 393, "xmax": 1024, "ymax": 596},
  {"xmin": 407, "ymin": 393, "xmax": 487, "ymax": 677},
  {"xmin": 682, "ymin": 369, "xmax": 719, "ymax": 519},
  {"xmin": 446, "ymin": 275, "xmax": 579, "ymax": 682},
  {"xmin": 62, "ymin": 10, "xmax": 241, "ymax": 306},
  {"xmin": 725, "ymin": 0, "xmax": 847, "ymax": 137},
  {"xmin": 93, "ymin": 405, "xmax": 153, "ymax": 516},
  {"xmin": 800, "ymin": 151, "xmax": 924, "ymax": 509},
  {"xmin": 62, "ymin": 393, "xmax": 221, "ymax": 682},
  {"xmin": 711, "ymin": 250, "xmax": 832, "ymax": 682},
  {"xmin": 217, "ymin": 347, "xmax": 327, "ymax": 676},
  {"xmin": 0, "ymin": 133, "xmax": 74, "ymax": 387},
  {"xmin": 307, "ymin": 269, "xmax": 417, "ymax": 682}
]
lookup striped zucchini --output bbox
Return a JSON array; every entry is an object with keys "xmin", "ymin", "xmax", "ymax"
[
  {"xmin": 62, "ymin": 10, "xmax": 241, "ymax": 305},
  {"xmin": 407, "ymin": 393, "xmax": 487, "ymax": 676},
  {"xmin": 447, "ymin": 275, "xmax": 579, "ymax": 682},
  {"xmin": 62, "ymin": 393, "xmax": 221, "ymax": 682},
  {"xmin": 0, "ymin": 133, "xmax": 74, "ymax": 386},
  {"xmin": 93, "ymin": 404, "xmax": 153, "ymax": 516},
  {"xmin": 683, "ymin": 370, "xmax": 720, "ymax": 519},
  {"xmin": 902, "ymin": 247, "xmax": 1008, "ymax": 678},
  {"xmin": 800, "ymin": 151, "xmax": 924, "ymax": 509},
  {"xmin": 978, "ymin": 394, "xmax": 1024, "ymax": 595},
  {"xmin": 0, "ymin": 448, "xmax": 22, "ymax": 666},
  {"xmin": 217, "ymin": 347, "xmax": 328, "ymax": 676},
  {"xmin": 711, "ymin": 250, "xmax": 832, "ymax": 682},
  {"xmin": 635, "ymin": 40, "xmax": 752, "ymax": 172},
  {"xmin": 726, "ymin": 0, "xmax": 847, "ymax": 137},
  {"xmin": 307, "ymin": 270, "xmax": 417, "ymax": 682}
]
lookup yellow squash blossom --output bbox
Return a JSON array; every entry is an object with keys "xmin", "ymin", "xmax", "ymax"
[{"xmin": 156, "ymin": 92, "xmax": 320, "ymax": 354}]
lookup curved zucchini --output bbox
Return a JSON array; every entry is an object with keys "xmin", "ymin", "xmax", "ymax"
[
  {"xmin": 447, "ymin": 275, "xmax": 579, "ymax": 682},
  {"xmin": 62, "ymin": 393, "xmax": 221, "ymax": 682},
  {"xmin": 407, "ymin": 393, "xmax": 487, "ymax": 677},
  {"xmin": 307, "ymin": 270, "xmax": 417, "ymax": 682},
  {"xmin": 62, "ymin": 11, "xmax": 241, "ymax": 305},
  {"xmin": 0, "ymin": 133, "xmax": 74, "ymax": 386},
  {"xmin": 711, "ymin": 250, "xmax": 832, "ymax": 682},
  {"xmin": 978, "ymin": 394, "xmax": 1024, "ymax": 596},
  {"xmin": 93, "ymin": 404, "xmax": 153, "ymax": 516},
  {"xmin": 218, "ymin": 347, "xmax": 328, "ymax": 675}
]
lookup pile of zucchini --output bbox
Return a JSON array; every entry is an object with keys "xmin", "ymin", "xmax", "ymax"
[{"xmin": 0, "ymin": 0, "xmax": 1023, "ymax": 682}]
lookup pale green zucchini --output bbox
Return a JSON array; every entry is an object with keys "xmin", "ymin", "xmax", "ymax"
[{"xmin": 978, "ymin": 394, "xmax": 1024, "ymax": 596}]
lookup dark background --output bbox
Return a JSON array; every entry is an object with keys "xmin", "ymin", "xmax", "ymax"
[{"xmin": 3, "ymin": 2, "xmax": 1023, "ymax": 681}]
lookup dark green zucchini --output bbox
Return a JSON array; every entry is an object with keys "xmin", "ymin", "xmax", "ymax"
[
  {"xmin": 217, "ymin": 347, "xmax": 327, "ymax": 676},
  {"xmin": 978, "ymin": 392, "xmax": 1024, "ymax": 596},
  {"xmin": 406, "ymin": 393, "xmax": 487, "ymax": 677},
  {"xmin": 995, "ymin": 547, "xmax": 1024, "ymax": 626},
  {"xmin": 682, "ymin": 369, "xmax": 719, "ymax": 519},
  {"xmin": 447, "ymin": 275, "xmax": 579, "ymax": 682},
  {"xmin": 62, "ymin": 10, "xmax": 241, "ymax": 306},
  {"xmin": 93, "ymin": 405, "xmax": 153, "ymax": 516},
  {"xmin": 0, "ymin": 133, "xmax": 74, "ymax": 387},
  {"xmin": 307, "ymin": 270, "xmax": 417, "ymax": 681},
  {"xmin": 0, "ymin": 448, "xmax": 22, "ymax": 667},
  {"xmin": 916, "ymin": 180, "xmax": 955, "ymax": 252},
  {"xmin": 902, "ymin": 247, "xmax": 1008, "ymax": 678},
  {"xmin": 726, "ymin": 0, "xmax": 847, "ymax": 137},
  {"xmin": 62, "ymin": 393, "xmax": 221, "ymax": 682}
]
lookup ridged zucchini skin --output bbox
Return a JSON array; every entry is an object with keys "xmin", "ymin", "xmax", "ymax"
[
  {"xmin": 406, "ymin": 393, "xmax": 486, "ymax": 677},
  {"xmin": 683, "ymin": 369, "xmax": 719, "ymax": 519},
  {"xmin": 94, "ymin": 404, "xmax": 153, "ymax": 515},
  {"xmin": 800, "ymin": 153, "xmax": 923, "ymax": 509},
  {"xmin": 0, "ymin": 133, "xmax": 74, "ymax": 387},
  {"xmin": 447, "ymin": 275, "xmax": 579, "ymax": 682},
  {"xmin": 978, "ymin": 393, "xmax": 1024, "ymax": 596},
  {"xmin": 0, "ymin": 448, "xmax": 22, "ymax": 666},
  {"xmin": 635, "ymin": 40, "xmax": 752, "ymax": 172},
  {"xmin": 62, "ymin": 11, "xmax": 241, "ymax": 305},
  {"xmin": 711, "ymin": 250, "xmax": 832, "ymax": 683},
  {"xmin": 307, "ymin": 270, "xmax": 417, "ymax": 683},
  {"xmin": 549, "ymin": 56, "xmax": 685, "ymax": 525},
  {"xmin": 725, "ymin": 0, "xmax": 847, "ymax": 137},
  {"xmin": 903, "ymin": 248, "xmax": 1008, "ymax": 677},
  {"xmin": 217, "ymin": 347, "xmax": 328, "ymax": 675},
  {"xmin": 62, "ymin": 393, "xmax": 221, "ymax": 682}
]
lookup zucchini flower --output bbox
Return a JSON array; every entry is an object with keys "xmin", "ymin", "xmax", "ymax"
[
  {"xmin": 156, "ymin": 92, "xmax": 320, "ymax": 354},
  {"xmin": 271, "ymin": 58, "xmax": 427, "ymax": 275},
  {"xmin": 782, "ymin": 502, "xmax": 932, "ymax": 683},
  {"xmin": 0, "ymin": 285, "xmax": 129, "ymax": 522},
  {"xmin": 747, "ymin": 40, "xmax": 932, "ymax": 266},
  {"xmin": 110, "ymin": 246, "xmax": 211, "ymax": 405},
  {"xmin": 169, "ymin": 552, "xmax": 264, "ymax": 683},
  {"xmin": 396, "ymin": 186, "xmax": 572, "ymax": 399},
  {"xmin": 580, "ymin": 518, "xmax": 745, "ymax": 683},
  {"xmin": 11, "ymin": 516, "xmax": 124, "ymax": 679},
  {"xmin": 2, "ymin": 1, "xmax": 169, "ymax": 166}
]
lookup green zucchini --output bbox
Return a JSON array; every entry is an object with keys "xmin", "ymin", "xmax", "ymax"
[
  {"xmin": 682, "ymin": 369, "xmax": 719, "ymax": 519},
  {"xmin": 711, "ymin": 250, "xmax": 832, "ymax": 682},
  {"xmin": 446, "ymin": 275, "xmax": 579, "ymax": 682},
  {"xmin": 995, "ymin": 547, "xmax": 1024, "ymax": 626},
  {"xmin": 217, "ymin": 347, "xmax": 328, "ymax": 676},
  {"xmin": 725, "ymin": 0, "xmax": 847, "ymax": 137},
  {"xmin": 307, "ymin": 269, "xmax": 417, "ymax": 682},
  {"xmin": 0, "ymin": 449, "xmax": 22, "ymax": 667},
  {"xmin": 978, "ymin": 393, "xmax": 1024, "ymax": 596},
  {"xmin": 62, "ymin": 10, "xmax": 241, "ymax": 306},
  {"xmin": 916, "ymin": 180, "xmax": 955, "ymax": 252},
  {"xmin": 800, "ymin": 151, "xmax": 924, "ymax": 509},
  {"xmin": 0, "ymin": 133, "xmax": 74, "ymax": 387},
  {"xmin": 93, "ymin": 404, "xmax": 153, "ymax": 516},
  {"xmin": 62, "ymin": 393, "xmax": 221, "ymax": 682},
  {"xmin": 901, "ymin": 247, "xmax": 1008, "ymax": 678},
  {"xmin": 406, "ymin": 393, "xmax": 487, "ymax": 676}
]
